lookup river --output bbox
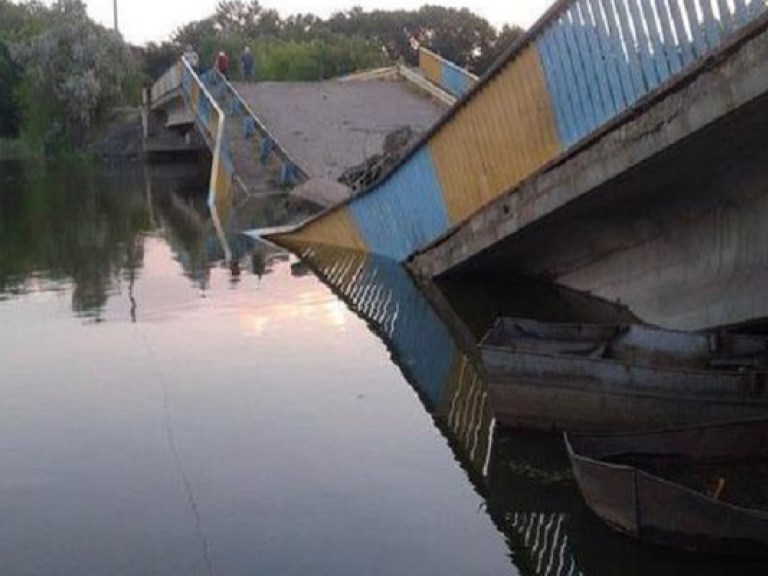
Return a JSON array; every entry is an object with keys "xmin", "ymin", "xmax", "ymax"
[{"xmin": 0, "ymin": 161, "xmax": 762, "ymax": 575}]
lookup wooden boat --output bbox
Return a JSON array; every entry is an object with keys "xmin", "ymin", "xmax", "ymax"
[
  {"xmin": 480, "ymin": 318, "xmax": 768, "ymax": 432},
  {"xmin": 565, "ymin": 419, "xmax": 768, "ymax": 556}
]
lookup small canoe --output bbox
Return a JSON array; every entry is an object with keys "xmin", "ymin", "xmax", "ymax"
[
  {"xmin": 481, "ymin": 318, "xmax": 768, "ymax": 431},
  {"xmin": 565, "ymin": 419, "xmax": 768, "ymax": 556}
]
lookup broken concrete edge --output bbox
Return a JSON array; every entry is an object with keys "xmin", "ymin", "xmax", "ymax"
[
  {"xmin": 289, "ymin": 178, "xmax": 353, "ymax": 209},
  {"xmin": 408, "ymin": 17, "xmax": 768, "ymax": 280},
  {"xmin": 396, "ymin": 65, "xmax": 456, "ymax": 107},
  {"xmin": 338, "ymin": 67, "xmax": 399, "ymax": 82}
]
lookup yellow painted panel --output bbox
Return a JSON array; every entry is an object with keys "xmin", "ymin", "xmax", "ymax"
[
  {"xmin": 300, "ymin": 245, "xmax": 369, "ymax": 294},
  {"xmin": 190, "ymin": 82, "xmax": 200, "ymax": 111},
  {"xmin": 419, "ymin": 49, "xmax": 442, "ymax": 87},
  {"xmin": 431, "ymin": 45, "xmax": 562, "ymax": 224},
  {"xmin": 212, "ymin": 162, "xmax": 233, "ymax": 224},
  {"xmin": 272, "ymin": 207, "xmax": 368, "ymax": 253},
  {"xmin": 206, "ymin": 108, "xmax": 220, "ymax": 140}
]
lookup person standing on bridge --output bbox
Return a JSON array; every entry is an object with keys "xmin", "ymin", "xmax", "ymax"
[
  {"xmin": 214, "ymin": 51, "xmax": 230, "ymax": 79},
  {"xmin": 183, "ymin": 45, "xmax": 199, "ymax": 72},
  {"xmin": 241, "ymin": 46, "xmax": 254, "ymax": 82}
]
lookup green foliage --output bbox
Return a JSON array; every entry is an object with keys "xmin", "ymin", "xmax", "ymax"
[
  {"xmin": 141, "ymin": 41, "xmax": 179, "ymax": 82},
  {"xmin": 160, "ymin": 0, "xmax": 522, "ymax": 84},
  {"xmin": 0, "ymin": 41, "xmax": 21, "ymax": 137},
  {"xmin": 2, "ymin": 0, "xmax": 140, "ymax": 152},
  {"xmin": 252, "ymin": 34, "xmax": 387, "ymax": 81},
  {"xmin": 0, "ymin": 161, "xmax": 152, "ymax": 314},
  {"xmin": 0, "ymin": 137, "xmax": 38, "ymax": 159},
  {"xmin": 324, "ymin": 5, "xmax": 523, "ymax": 75}
]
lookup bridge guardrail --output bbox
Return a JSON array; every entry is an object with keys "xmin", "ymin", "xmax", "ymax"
[
  {"xmin": 207, "ymin": 69, "xmax": 308, "ymax": 188},
  {"xmin": 418, "ymin": 47, "xmax": 479, "ymax": 98},
  {"xmin": 171, "ymin": 58, "xmax": 236, "ymax": 260},
  {"xmin": 273, "ymin": 0, "xmax": 768, "ymax": 261},
  {"xmin": 532, "ymin": 0, "xmax": 768, "ymax": 147}
]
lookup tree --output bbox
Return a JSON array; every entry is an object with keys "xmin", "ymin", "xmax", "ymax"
[
  {"xmin": 325, "ymin": 6, "xmax": 505, "ymax": 74},
  {"xmin": 0, "ymin": 42, "xmax": 21, "ymax": 137},
  {"xmin": 0, "ymin": 0, "xmax": 48, "ymax": 138},
  {"xmin": 13, "ymin": 0, "xmax": 137, "ymax": 147},
  {"xmin": 475, "ymin": 24, "xmax": 525, "ymax": 74}
]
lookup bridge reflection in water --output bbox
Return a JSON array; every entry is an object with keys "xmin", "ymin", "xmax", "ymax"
[{"xmin": 287, "ymin": 242, "xmax": 765, "ymax": 576}]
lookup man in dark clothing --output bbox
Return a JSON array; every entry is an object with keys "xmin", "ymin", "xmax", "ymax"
[{"xmin": 241, "ymin": 46, "xmax": 255, "ymax": 82}]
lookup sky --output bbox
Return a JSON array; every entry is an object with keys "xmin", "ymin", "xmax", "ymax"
[{"xmin": 81, "ymin": 0, "xmax": 555, "ymax": 46}]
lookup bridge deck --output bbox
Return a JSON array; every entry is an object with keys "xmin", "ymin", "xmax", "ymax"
[{"xmin": 232, "ymin": 79, "xmax": 445, "ymax": 181}]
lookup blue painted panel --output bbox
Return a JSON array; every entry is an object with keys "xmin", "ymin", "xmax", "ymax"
[
  {"xmin": 700, "ymin": 0, "xmax": 723, "ymax": 50},
  {"xmin": 578, "ymin": 0, "xmax": 617, "ymax": 118},
  {"xmin": 588, "ymin": 0, "xmax": 622, "ymax": 113},
  {"xmin": 684, "ymin": 0, "xmax": 709, "ymax": 57},
  {"xmin": 198, "ymin": 96, "xmax": 211, "ymax": 132},
  {"xmin": 349, "ymin": 149, "xmax": 451, "ymax": 261},
  {"xmin": 562, "ymin": 9, "xmax": 601, "ymax": 134},
  {"xmin": 640, "ymin": 0, "xmax": 672, "ymax": 81},
  {"xmin": 552, "ymin": 16, "xmax": 592, "ymax": 141},
  {"xmin": 655, "ymin": 0, "xmax": 683, "ymax": 74},
  {"xmin": 259, "ymin": 136, "xmax": 275, "ymax": 163},
  {"xmin": 571, "ymin": 2, "xmax": 609, "ymax": 122},
  {"xmin": 615, "ymin": 0, "xmax": 648, "ymax": 99},
  {"xmin": 599, "ymin": 0, "xmax": 637, "ymax": 106},
  {"xmin": 748, "ymin": 0, "xmax": 767, "ymax": 17},
  {"xmin": 243, "ymin": 117, "xmax": 256, "ymax": 138},
  {"xmin": 668, "ymin": 0, "xmax": 697, "ymax": 66},
  {"xmin": 536, "ymin": 31, "xmax": 578, "ymax": 145},
  {"xmin": 733, "ymin": 0, "xmax": 749, "ymax": 25},
  {"xmin": 441, "ymin": 62, "xmax": 473, "ymax": 97},
  {"xmin": 627, "ymin": 0, "xmax": 660, "ymax": 89},
  {"xmin": 357, "ymin": 254, "xmax": 456, "ymax": 409},
  {"xmin": 717, "ymin": 0, "xmax": 735, "ymax": 34}
]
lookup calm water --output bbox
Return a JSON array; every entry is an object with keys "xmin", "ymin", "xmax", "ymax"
[{"xmin": 0, "ymin": 162, "xmax": 763, "ymax": 575}]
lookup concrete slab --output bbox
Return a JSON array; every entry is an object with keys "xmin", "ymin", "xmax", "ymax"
[{"xmin": 233, "ymin": 79, "xmax": 445, "ymax": 181}]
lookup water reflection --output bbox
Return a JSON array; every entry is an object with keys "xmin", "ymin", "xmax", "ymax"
[
  {"xmin": 0, "ymin": 162, "xmax": 151, "ymax": 314},
  {"xmin": 1, "ymin": 162, "xmax": 516, "ymax": 575},
  {"xmin": 0, "ymin": 161, "xmax": 297, "ymax": 314},
  {"xmin": 291, "ymin": 243, "xmax": 766, "ymax": 576},
  {"xmin": 3, "ymin": 159, "xmax": 765, "ymax": 574}
]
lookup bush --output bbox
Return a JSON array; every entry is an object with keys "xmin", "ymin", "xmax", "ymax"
[{"xmin": 12, "ymin": 0, "xmax": 139, "ymax": 149}]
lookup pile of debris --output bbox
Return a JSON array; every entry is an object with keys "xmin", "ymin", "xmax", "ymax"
[{"xmin": 338, "ymin": 126, "xmax": 417, "ymax": 193}]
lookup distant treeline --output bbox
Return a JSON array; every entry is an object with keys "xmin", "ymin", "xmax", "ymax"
[
  {"xmin": 144, "ymin": 1, "xmax": 523, "ymax": 82},
  {"xmin": 0, "ymin": 0, "xmax": 523, "ymax": 153}
]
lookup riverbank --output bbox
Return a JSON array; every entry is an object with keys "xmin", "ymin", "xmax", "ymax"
[{"xmin": 0, "ymin": 108, "xmax": 144, "ymax": 164}]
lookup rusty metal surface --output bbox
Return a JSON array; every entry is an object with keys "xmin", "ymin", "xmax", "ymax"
[{"xmin": 566, "ymin": 419, "xmax": 768, "ymax": 556}]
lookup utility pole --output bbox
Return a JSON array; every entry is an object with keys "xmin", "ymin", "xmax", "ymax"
[{"xmin": 113, "ymin": 0, "xmax": 118, "ymax": 32}]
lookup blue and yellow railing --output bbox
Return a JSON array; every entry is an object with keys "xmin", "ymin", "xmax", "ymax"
[
  {"xmin": 273, "ymin": 0, "xmax": 768, "ymax": 262},
  {"xmin": 205, "ymin": 70, "xmax": 307, "ymax": 189},
  {"xmin": 418, "ymin": 47, "xmax": 479, "ymax": 98},
  {"xmin": 150, "ymin": 59, "xmax": 309, "ymax": 255}
]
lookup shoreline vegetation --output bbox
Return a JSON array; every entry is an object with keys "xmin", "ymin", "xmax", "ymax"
[{"xmin": 0, "ymin": 0, "xmax": 523, "ymax": 161}]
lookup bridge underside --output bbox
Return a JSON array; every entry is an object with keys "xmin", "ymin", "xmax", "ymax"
[{"xmin": 412, "ymin": 26, "xmax": 768, "ymax": 332}]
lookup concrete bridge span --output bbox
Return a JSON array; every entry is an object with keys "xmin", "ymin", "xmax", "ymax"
[{"xmin": 411, "ymin": 20, "xmax": 768, "ymax": 331}]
